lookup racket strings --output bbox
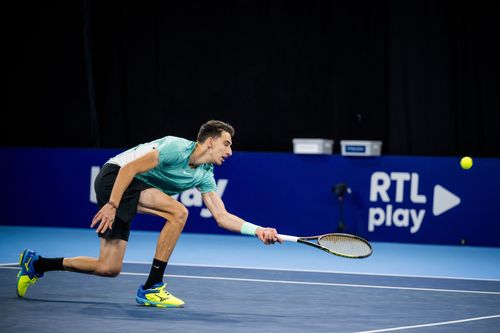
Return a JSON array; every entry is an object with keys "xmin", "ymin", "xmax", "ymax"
[{"xmin": 318, "ymin": 234, "xmax": 372, "ymax": 257}]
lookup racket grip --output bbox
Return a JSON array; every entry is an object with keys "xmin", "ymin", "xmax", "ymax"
[{"xmin": 278, "ymin": 234, "xmax": 299, "ymax": 242}]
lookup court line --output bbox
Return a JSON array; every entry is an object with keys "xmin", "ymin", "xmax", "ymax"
[
  {"xmin": 1, "ymin": 266, "xmax": 499, "ymax": 295},
  {"xmin": 3, "ymin": 260, "xmax": 500, "ymax": 283},
  {"xmin": 354, "ymin": 314, "xmax": 500, "ymax": 333},
  {"xmin": 122, "ymin": 271, "xmax": 500, "ymax": 295},
  {"xmin": 123, "ymin": 260, "xmax": 500, "ymax": 282}
]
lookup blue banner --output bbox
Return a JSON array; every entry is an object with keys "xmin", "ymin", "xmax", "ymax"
[{"xmin": 1, "ymin": 148, "xmax": 499, "ymax": 246}]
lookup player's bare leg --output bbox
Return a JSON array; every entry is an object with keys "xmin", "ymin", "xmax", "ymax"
[
  {"xmin": 134, "ymin": 187, "xmax": 188, "ymax": 307},
  {"xmin": 17, "ymin": 238, "xmax": 126, "ymax": 298},
  {"xmin": 63, "ymin": 238, "xmax": 127, "ymax": 276}
]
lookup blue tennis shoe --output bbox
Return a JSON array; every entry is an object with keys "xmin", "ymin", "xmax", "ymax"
[{"xmin": 17, "ymin": 249, "xmax": 43, "ymax": 297}]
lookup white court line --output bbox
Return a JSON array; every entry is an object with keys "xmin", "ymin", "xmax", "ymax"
[
  {"xmin": 3, "ymin": 260, "xmax": 500, "ymax": 283},
  {"xmin": 3, "ymin": 260, "xmax": 500, "ymax": 282},
  {"xmin": 1, "ymin": 266, "xmax": 499, "ymax": 295},
  {"xmin": 120, "ymin": 271, "xmax": 500, "ymax": 295},
  {"xmin": 354, "ymin": 314, "xmax": 500, "ymax": 333},
  {"xmin": 123, "ymin": 260, "xmax": 500, "ymax": 282}
]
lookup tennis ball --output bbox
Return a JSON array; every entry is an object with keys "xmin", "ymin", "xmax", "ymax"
[{"xmin": 460, "ymin": 156, "xmax": 473, "ymax": 170}]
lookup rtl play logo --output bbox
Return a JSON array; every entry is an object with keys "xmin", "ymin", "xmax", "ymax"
[{"xmin": 368, "ymin": 172, "xmax": 461, "ymax": 234}]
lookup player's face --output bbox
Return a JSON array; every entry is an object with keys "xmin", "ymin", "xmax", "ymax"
[{"xmin": 209, "ymin": 131, "xmax": 233, "ymax": 165}]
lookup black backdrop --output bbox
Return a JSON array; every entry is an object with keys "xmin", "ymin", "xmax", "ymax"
[{"xmin": 5, "ymin": 1, "xmax": 500, "ymax": 156}]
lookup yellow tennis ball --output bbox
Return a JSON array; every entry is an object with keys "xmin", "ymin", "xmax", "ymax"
[{"xmin": 460, "ymin": 156, "xmax": 473, "ymax": 170}]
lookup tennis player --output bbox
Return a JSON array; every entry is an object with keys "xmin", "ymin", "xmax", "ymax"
[{"xmin": 16, "ymin": 120, "xmax": 282, "ymax": 308}]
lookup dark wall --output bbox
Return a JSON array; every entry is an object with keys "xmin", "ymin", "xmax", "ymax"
[{"xmin": 5, "ymin": 1, "xmax": 500, "ymax": 156}]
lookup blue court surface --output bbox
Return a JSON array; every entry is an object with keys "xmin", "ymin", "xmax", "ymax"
[{"xmin": 1, "ymin": 226, "xmax": 499, "ymax": 333}]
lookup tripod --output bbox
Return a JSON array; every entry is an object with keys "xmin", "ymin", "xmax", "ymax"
[{"xmin": 333, "ymin": 183, "xmax": 351, "ymax": 232}]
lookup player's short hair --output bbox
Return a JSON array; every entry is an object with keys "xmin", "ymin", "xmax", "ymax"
[{"xmin": 197, "ymin": 120, "xmax": 235, "ymax": 142}]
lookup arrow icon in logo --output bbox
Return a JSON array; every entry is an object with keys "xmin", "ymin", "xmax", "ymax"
[{"xmin": 433, "ymin": 185, "xmax": 461, "ymax": 216}]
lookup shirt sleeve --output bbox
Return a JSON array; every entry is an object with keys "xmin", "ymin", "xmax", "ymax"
[{"xmin": 196, "ymin": 169, "xmax": 217, "ymax": 193}]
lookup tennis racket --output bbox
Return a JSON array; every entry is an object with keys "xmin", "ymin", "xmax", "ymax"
[{"xmin": 278, "ymin": 233, "xmax": 372, "ymax": 259}]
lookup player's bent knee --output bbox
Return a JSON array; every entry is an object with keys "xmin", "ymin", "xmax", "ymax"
[
  {"xmin": 179, "ymin": 205, "xmax": 189, "ymax": 220},
  {"xmin": 97, "ymin": 269, "xmax": 121, "ymax": 278},
  {"xmin": 95, "ymin": 265, "xmax": 122, "ymax": 277},
  {"xmin": 172, "ymin": 205, "xmax": 189, "ymax": 224}
]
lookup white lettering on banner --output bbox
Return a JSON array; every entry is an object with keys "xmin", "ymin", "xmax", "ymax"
[
  {"xmin": 175, "ymin": 179, "xmax": 228, "ymax": 217},
  {"xmin": 369, "ymin": 172, "xmax": 391, "ymax": 202},
  {"xmin": 89, "ymin": 166, "xmax": 228, "ymax": 218},
  {"xmin": 90, "ymin": 166, "xmax": 100, "ymax": 204},
  {"xmin": 200, "ymin": 179, "xmax": 228, "ymax": 218},
  {"xmin": 180, "ymin": 189, "xmax": 203, "ymax": 207},
  {"xmin": 410, "ymin": 173, "xmax": 426, "ymax": 204},
  {"xmin": 368, "ymin": 171, "xmax": 459, "ymax": 234},
  {"xmin": 368, "ymin": 205, "xmax": 425, "ymax": 233},
  {"xmin": 391, "ymin": 172, "xmax": 410, "ymax": 203},
  {"xmin": 370, "ymin": 172, "xmax": 426, "ymax": 204}
]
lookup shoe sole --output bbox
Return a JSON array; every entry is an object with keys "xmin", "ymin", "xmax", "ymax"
[
  {"xmin": 135, "ymin": 297, "xmax": 184, "ymax": 308},
  {"xmin": 16, "ymin": 250, "xmax": 27, "ymax": 297}
]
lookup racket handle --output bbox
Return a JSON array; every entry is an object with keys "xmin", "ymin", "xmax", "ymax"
[{"xmin": 278, "ymin": 234, "xmax": 299, "ymax": 242}]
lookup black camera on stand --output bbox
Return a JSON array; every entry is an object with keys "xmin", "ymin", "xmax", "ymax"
[{"xmin": 332, "ymin": 183, "xmax": 351, "ymax": 232}]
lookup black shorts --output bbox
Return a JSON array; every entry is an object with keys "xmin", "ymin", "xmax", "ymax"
[{"xmin": 94, "ymin": 163, "xmax": 153, "ymax": 241}]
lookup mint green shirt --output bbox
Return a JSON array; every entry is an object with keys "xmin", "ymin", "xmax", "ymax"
[{"xmin": 108, "ymin": 136, "xmax": 216, "ymax": 196}]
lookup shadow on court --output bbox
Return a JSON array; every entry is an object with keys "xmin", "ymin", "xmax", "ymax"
[{"xmin": 18, "ymin": 295, "xmax": 282, "ymax": 323}]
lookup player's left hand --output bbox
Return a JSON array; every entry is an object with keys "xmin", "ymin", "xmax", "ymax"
[
  {"xmin": 90, "ymin": 203, "xmax": 117, "ymax": 234},
  {"xmin": 256, "ymin": 227, "xmax": 283, "ymax": 245}
]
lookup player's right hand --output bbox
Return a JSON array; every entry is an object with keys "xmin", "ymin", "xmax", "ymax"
[{"xmin": 256, "ymin": 227, "xmax": 283, "ymax": 245}]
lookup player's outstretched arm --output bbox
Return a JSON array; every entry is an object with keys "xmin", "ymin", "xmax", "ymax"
[{"xmin": 202, "ymin": 192, "xmax": 282, "ymax": 244}]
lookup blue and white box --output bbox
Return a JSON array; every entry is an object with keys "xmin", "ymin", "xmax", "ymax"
[{"xmin": 341, "ymin": 140, "xmax": 382, "ymax": 156}]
